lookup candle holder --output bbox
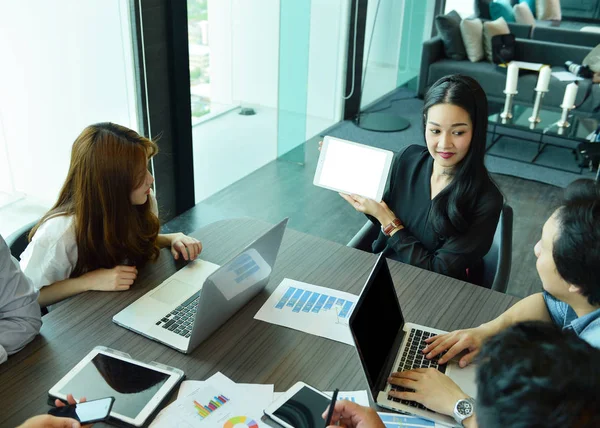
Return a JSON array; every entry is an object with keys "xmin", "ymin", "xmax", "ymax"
[
  {"xmin": 557, "ymin": 102, "xmax": 574, "ymax": 130},
  {"xmin": 500, "ymin": 89, "xmax": 518, "ymax": 124},
  {"xmin": 528, "ymin": 89, "xmax": 548, "ymax": 129}
]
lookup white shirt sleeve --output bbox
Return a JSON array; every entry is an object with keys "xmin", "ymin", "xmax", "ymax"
[
  {"xmin": 19, "ymin": 215, "xmax": 78, "ymax": 291},
  {"xmin": 149, "ymin": 189, "xmax": 159, "ymax": 217},
  {"xmin": 0, "ymin": 235, "xmax": 42, "ymax": 364}
]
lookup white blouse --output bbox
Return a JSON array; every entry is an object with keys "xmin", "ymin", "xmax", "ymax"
[
  {"xmin": 19, "ymin": 215, "xmax": 78, "ymax": 291},
  {"xmin": 20, "ymin": 192, "xmax": 158, "ymax": 291}
]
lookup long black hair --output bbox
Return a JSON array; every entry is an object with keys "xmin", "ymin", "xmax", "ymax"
[{"xmin": 423, "ymin": 75, "xmax": 490, "ymax": 238}]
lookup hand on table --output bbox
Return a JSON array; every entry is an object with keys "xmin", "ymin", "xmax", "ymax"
[
  {"xmin": 170, "ymin": 233, "xmax": 202, "ymax": 261},
  {"xmin": 422, "ymin": 326, "xmax": 491, "ymax": 367},
  {"xmin": 388, "ymin": 368, "xmax": 468, "ymax": 416},
  {"xmin": 17, "ymin": 394, "xmax": 91, "ymax": 428},
  {"xmin": 84, "ymin": 266, "xmax": 138, "ymax": 292},
  {"xmin": 322, "ymin": 400, "xmax": 385, "ymax": 428}
]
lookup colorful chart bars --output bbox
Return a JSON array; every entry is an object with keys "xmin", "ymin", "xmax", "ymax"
[{"xmin": 193, "ymin": 395, "xmax": 230, "ymax": 419}]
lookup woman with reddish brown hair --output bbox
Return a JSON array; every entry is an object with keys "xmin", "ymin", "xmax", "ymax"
[{"xmin": 19, "ymin": 123, "xmax": 202, "ymax": 307}]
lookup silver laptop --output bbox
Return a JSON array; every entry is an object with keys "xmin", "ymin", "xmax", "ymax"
[
  {"xmin": 349, "ymin": 253, "xmax": 477, "ymax": 427},
  {"xmin": 113, "ymin": 218, "xmax": 288, "ymax": 353}
]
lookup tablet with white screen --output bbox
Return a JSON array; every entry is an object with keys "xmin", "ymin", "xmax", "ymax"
[
  {"xmin": 314, "ymin": 136, "xmax": 394, "ymax": 202},
  {"xmin": 48, "ymin": 346, "xmax": 184, "ymax": 427}
]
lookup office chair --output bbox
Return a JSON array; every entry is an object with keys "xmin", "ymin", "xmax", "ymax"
[
  {"xmin": 347, "ymin": 203, "xmax": 513, "ymax": 292},
  {"xmin": 5, "ymin": 219, "xmax": 38, "ymax": 260},
  {"xmin": 481, "ymin": 203, "xmax": 513, "ymax": 293},
  {"xmin": 5, "ymin": 219, "xmax": 49, "ymax": 315}
]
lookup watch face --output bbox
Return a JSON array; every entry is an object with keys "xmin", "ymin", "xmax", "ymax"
[{"xmin": 457, "ymin": 400, "xmax": 473, "ymax": 416}]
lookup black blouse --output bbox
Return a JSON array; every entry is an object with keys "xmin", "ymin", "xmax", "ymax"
[{"xmin": 371, "ymin": 145, "xmax": 503, "ymax": 282}]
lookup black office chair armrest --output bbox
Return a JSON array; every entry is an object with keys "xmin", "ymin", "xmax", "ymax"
[{"xmin": 347, "ymin": 221, "xmax": 380, "ymax": 252}]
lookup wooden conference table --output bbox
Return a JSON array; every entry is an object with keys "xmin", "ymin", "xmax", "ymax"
[{"xmin": 0, "ymin": 218, "xmax": 520, "ymax": 427}]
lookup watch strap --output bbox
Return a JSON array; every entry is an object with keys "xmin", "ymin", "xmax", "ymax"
[
  {"xmin": 382, "ymin": 218, "xmax": 402, "ymax": 236},
  {"xmin": 453, "ymin": 397, "xmax": 476, "ymax": 425}
]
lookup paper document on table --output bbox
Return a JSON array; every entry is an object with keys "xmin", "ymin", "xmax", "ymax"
[
  {"xmin": 254, "ymin": 278, "xmax": 358, "ymax": 345},
  {"xmin": 272, "ymin": 390, "xmax": 369, "ymax": 406},
  {"xmin": 552, "ymin": 71, "xmax": 584, "ymax": 82},
  {"xmin": 151, "ymin": 372, "xmax": 273, "ymax": 427},
  {"xmin": 324, "ymin": 390, "xmax": 370, "ymax": 406},
  {"xmin": 378, "ymin": 412, "xmax": 446, "ymax": 428},
  {"xmin": 510, "ymin": 61, "xmax": 545, "ymax": 71},
  {"xmin": 178, "ymin": 379, "xmax": 275, "ymax": 401}
]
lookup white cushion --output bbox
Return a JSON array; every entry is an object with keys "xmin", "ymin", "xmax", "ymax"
[
  {"xmin": 460, "ymin": 18, "xmax": 485, "ymax": 63},
  {"xmin": 513, "ymin": 3, "xmax": 535, "ymax": 26},
  {"xmin": 581, "ymin": 26, "xmax": 600, "ymax": 34},
  {"xmin": 483, "ymin": 17, "xmax": 510, "ymax": 63},
  {"xmin": 536, "ymin": 0, "xmax": 561, "ymax": 21}
]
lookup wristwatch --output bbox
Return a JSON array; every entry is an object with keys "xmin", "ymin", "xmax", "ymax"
[
  {"xmin": 381, "ymin": 218, "xmax": 402, "ymax": 236},
  {"xmin": 453, "ymin": 397, "xmax": 475, "ymax": 426}
]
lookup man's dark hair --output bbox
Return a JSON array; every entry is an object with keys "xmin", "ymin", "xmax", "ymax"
[
  {"xmin": 476, "ymin": 321, "xmax": 600, "ymax": 428},
  {"xmin": 553, "ymin": 179, "xmax": 600, "ymax": 305}
]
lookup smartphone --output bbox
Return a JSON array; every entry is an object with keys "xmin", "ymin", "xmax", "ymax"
[
  {"xmin": 48, "ymin": 396, "xmax": 115, "ymax": 423},
  {"xmin": 264, "ymin": 382, "xmax": 332, "ymax": 428}
]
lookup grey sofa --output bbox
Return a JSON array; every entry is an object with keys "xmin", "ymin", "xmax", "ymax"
[
  {"xmin": 499, "ymin": 23, "xmax": 600, "ymax": 47},
  {"xmin": 418, "ymin": 37, "xmax": 600, "ymax": 113},
  {"xmin": 531, "ymin": 25, "xmax": 600, "ymax": 48}
]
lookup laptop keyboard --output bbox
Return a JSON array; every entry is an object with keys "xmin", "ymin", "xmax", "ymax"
[
  {"xmin": 154, "ymin": 291, "xmax": 201, "ymax": 338},
  {"xmin": 388, "ymin": 328, "xmax": 446, "ymax": 411}
]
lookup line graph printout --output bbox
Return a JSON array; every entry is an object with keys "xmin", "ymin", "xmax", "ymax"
[{"xmin": 254, "ymin": 278, "xmax": 358, "ymax": 345}]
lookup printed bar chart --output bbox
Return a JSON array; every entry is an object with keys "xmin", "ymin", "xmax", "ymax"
[
  {"xmin": 277, "ymin": 287, "xmax": 355, "ymax": 318},
  {"xmin": 378, "ymin": 412, "xmax": 435, "ymax": 427},
  {"xmin": 255, "ymin": 279, "xmax": 358, "ymax": 345},
  {"xmin": 193, "ymin": 395, "xmax": 229, "ymax": 419}
]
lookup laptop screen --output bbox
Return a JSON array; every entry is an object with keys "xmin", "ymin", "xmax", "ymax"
[{"xmin": 349, "ymin": 254, "xmax": 404, "ymax": 390}]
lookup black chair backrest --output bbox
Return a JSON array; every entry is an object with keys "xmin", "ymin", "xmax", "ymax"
[
  {"xmin": 482, "ymin": 203, "xmax": 513, "ymax": 292},
  {"xmin": 5, "ymin": 220, "xmax": 39, "ymax": 260}
]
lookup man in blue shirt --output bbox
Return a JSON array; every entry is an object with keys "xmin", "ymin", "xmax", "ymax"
[
  {"xmin": 384, "ymin": 178, "xmax": 600, "ymax": 423},
  {"xmin": 327, "ymin": 322, "xmax": 600, "ymax": 428},
  {"xmin": 420, "ymin": 178, "xmax": 600, "ymax": 367}
]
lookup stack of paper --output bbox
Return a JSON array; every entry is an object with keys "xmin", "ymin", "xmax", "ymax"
[
  {"xmin": 151, "ymin": 372, "xmax": 273, "ymax": 427},
  {"xmin": 254, "ymin": 278, "xmax": 358, "ymax": 345}
]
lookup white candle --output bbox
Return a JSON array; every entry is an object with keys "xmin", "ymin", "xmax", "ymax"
[
  {"xmin": 535, "ymin": 65, "xmax": 551, "ymax": 92},
  {"xmin": 562, "ymin": 82, "xmax": 578, "ymax": 108},
  {"xmin": 505, "ymin": 62, "xmax": 519, "ymax": 94}
]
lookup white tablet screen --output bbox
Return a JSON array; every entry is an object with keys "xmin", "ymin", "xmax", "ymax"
[
  {"xmin": 316, "ymin": 137, "xmax": 392, "ymax": 201},
  {"xmin": 57, "ymin": 353, "xmax": 169, "ymax": 419}
]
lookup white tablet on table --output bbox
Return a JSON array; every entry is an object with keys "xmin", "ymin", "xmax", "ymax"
[
  {"xmin": 48, "ymin": 346, "xmax": 184, "ymax": 427},
  {"xmin": 314, "ymin": 136, "xmax": 394, "ymax": 202}
]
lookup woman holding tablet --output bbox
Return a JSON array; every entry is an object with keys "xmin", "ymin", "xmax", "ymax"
[
  {"xmin": 20, "ymin": 123, "xmax": 202, "ymax": 307},
  {"xmin": 341, "ymin": 75, "xmax": 502, "ymax": 284}
]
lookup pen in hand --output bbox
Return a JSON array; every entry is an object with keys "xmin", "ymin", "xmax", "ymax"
[{"xmin": 324, "ymin": 388, "xmax": 339, "ymax": 428}]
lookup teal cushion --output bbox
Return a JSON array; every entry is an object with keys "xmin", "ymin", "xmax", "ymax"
[
  {"xmin": 518, "ymin": 0, "xmax": 536, "ymax": 17},
  {"xmin": 489, "ymin": 0, "xmax": 516, "ymax": 22}
]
